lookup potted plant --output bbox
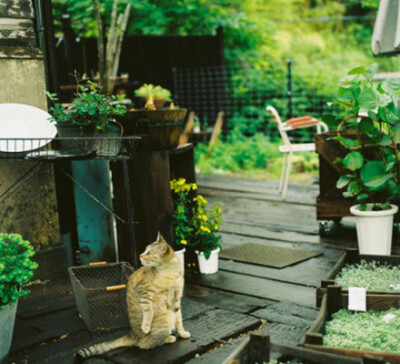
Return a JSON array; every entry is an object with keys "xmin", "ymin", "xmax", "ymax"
[
  {"xmin": 328, "ymin": 63, "xmax": 400, "ymax": 255},
  {"xmin": 47, "ymin": 81, "xmax": 126, "ymax": 154},
  {"xmin": 134, "ymin": 84, "xmax": 172, "ymax": 109},
  {"xmin": 0, "ymin": 233, "xmax": 38, "ymax": 363},
  {"xmin": 170, "ymin": 178, "xmax": 223, "ymax": 274},
  {"xmin": 120, "ymin": 84, "xmax": 186, "ymax": 151}
]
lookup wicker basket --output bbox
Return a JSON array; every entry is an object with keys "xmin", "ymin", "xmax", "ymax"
[{"xmin": 68, "ymin": 262, "xmax": 134, "ymax": 331}]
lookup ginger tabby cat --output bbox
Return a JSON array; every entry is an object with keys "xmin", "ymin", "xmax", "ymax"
[{"xmin": 77, "ymin": 232, "xmax": 190, "ymax": 358}]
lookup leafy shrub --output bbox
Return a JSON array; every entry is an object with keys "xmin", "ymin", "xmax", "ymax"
[
  {"xmin": 0, "ymin": 234, "xmax": 38, "ymax": 308},
  {"xmin": 335, "ymin": 260, "xmax": 400, "ymax": 292},
  {"xmin": 324, "ymin": 308, "xmax": 400, "ymax": 353}
]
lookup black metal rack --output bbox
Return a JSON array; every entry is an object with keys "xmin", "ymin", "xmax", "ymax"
[
  {"xmin": 0, "ymin": 136, "xmax": 141, "ymax": 267},
  {"xmin": 0, "ymin": 136, "xmax": 139, "ymax": 161}
]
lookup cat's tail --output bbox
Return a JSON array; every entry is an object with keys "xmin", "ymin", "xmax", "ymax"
[{"xmin": 76, "ymin": 335, "xmax": 136, "ymax": 359}]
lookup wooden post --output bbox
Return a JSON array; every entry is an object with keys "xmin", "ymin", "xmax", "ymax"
[
  {"xmin": 112, "ymin": 151, "xmax": 174, "ymax": 265},
  {"xmin": 248, "ymin": 334, "xmax": 270, "ymax": 364},
  {"xmin": 327, "ymin": 285, "xmax": 342, "ymax": 320}
]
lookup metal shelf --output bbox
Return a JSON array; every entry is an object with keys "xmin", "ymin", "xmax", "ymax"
[{"xmin": 0, "ymin": 136, "xmax": 140, "ymax": 162}]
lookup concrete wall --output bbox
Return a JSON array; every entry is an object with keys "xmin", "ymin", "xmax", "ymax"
[{"xmin": 0, "ymin": 0, "xmax": 60, "ymax": 250}]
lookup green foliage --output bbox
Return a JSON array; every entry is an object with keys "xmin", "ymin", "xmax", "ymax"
[
  {"xmin": 335, "ymin": 260, "xmax": 400, "ymax": 292},
  {"xmin": 0, "ymin": 233, "xmax": 38, "ymax": 308},
  {"xmin": 134, "ymin": 84, "xmax": 171, "ymax": 101},
  {"xmin": 170, "ymin": 178, "xmax": 223, "ymax": 260},
  {"xmin": 324, "ymin": 308, "xmax": 400, "ymax": 353},
  {"xmin": 328, "ymin": 64, "xmax": 400, "ymax": 210},
  {"xmin": 47, "ymin": 81, "xmax": 126, "ymax": 130}
]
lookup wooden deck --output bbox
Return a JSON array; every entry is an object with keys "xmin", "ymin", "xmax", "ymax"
[{"xmin": 9, "ymin": 174, "xmax": 376, "ymax": 364}]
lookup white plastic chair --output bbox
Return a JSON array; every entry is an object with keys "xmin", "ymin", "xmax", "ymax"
[{"xmin": 266, "ymin": 105, "xmax": 328, "ymax": 200}]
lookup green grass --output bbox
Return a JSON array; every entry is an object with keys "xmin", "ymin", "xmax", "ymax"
[
  {"xmin": 324, "ymin": 308, "xmax": 400, "ymax": 353},
  {"xmin": 194, "ymin": 134, "xmax": 319, "ymax": 182},
  {"xmin": 335, "ymin": 261, "xmax": 400, "ymax": 292}
]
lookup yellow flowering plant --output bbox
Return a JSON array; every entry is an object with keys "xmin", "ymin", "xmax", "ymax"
[{"xmin": 170, "ymin": 178, "xmax": 223, "ymax": 259}]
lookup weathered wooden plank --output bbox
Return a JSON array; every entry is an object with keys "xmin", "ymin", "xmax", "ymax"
[
  {"xmin": 185, "ymin": 284, "xmax": 270, "ymax": 313},
  {"xmin": 0, "ymin": 18, "xmax": 36, "ymax": 47},
  {"xmin": 197, "ymin": 174, "xmax": 319, "ymax": 195},
  {"xmin": 0, "ymin": 0, "xmax": 34, "ymax": 18},
  {"xmin": 10, "ymin": 327, "xmax": 125, "ymax": 364},
  {"xmin": 259, "ymin": 322, "xmax": 307, "ymax": 346},
  {"xmin": 251, "ymin": 302, "xmax": 318, "ymax": 329},
  {"xmin": 199, "ymin": 185, "xmax": 316, "ymax": 206},
  {"xmin": 181, "ymin": 297, "xmax": 214, "ymax": 320},
  {"xmin": 192, "ymin": 270, "xmax": 316, "ymax": 307},
  {"xmin": 108, "ymin": 309, "xmax": 261, "ymax": 364},
  {"xmin": 186, "ymin": 336, "xmax": 249, "ymax": 364},
  {"xmin": 12, "ymin": 307, "xmax": 85, "ymax": 352},
  {"xmin": 219, "ymin": 245, "xmax": 342, "ymax": 288}
]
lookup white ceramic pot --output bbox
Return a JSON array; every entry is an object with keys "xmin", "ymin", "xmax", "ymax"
[
  {"xmin": 350, "ymin": 204, "xmax": 398, "ymax": 255},
  {"xmin": 175, "ymin": 248, "xmax": 186, "ymax": 272},
  {"xmin": 196, "ymin": 248, "xmax": 220, "ymax": 274},
  {"xmin": 0, "ymin": 300, "xmax": 18, "ymax": 364}
]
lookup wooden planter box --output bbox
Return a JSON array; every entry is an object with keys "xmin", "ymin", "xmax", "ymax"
[
  {"xmin": 305, "ymin": 286, "xmax": 400, "ymax": 364},
  {"xmin": 223, "ymin": 333, "xmax": 385, "ymax": 364},
  {"xmin": 316, "ymin": 249, "xmax": 400, "ymax": 307}
]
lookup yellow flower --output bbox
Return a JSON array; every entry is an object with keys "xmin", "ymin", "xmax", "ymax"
[
  {"xmin": 200, "ymin": 226, "xmax": 211, "ymax": 233},
  {"xmin": 192, "ymin": 184, "xmax": 198, "ymax": 190},
  {"xmin": 178, "ymin": 178, "xmax": 186, "ymax": 185},
  {"xmin": 180, "ymin": 239, "xmax": 187, "ymax": 245},
  {"xmin": 216, "ymin": 207, "xmax": 222, "ymax": 213},
  {"xmin": 214, "ymin": 225, "xmax": 219, "ymax": 230},
  {"xmin": 202, "ymin": 215, "xmax": 208, "ymax": 221}
]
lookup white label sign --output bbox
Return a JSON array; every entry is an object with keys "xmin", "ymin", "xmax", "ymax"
[
  {"xmin": 382, "ymin": 313, "xmax": 396, "ymax": 323},
  {"xmin": 348, "ymin": 287, "xmax": 367, "ymax": 312}
]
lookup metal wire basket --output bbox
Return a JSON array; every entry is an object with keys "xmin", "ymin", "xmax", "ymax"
[{"xmin": 68, "ymin": 261, "xmax": 134, "ymax": 331}]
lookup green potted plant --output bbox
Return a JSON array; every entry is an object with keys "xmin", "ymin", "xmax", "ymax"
[
  {"xmin": 120, "ymin": 84, "xmax": 186, "ymax": 151},
  {"xmin": 0, "ymin": 233, "xmax": 38, "ymax": 363},
  {"xmin": 170, "ymin": 178, "xmax": 223, "ymax": 274},
  {"xmin": 47, "ymin": 81, "xmax": 126, "ymax": 154},
  {"xmin": 134, "ymin": 84, "xmax": 172, "ymax": 109},
  {"xmin": 328, "ymin": 63, "xmax": 400, "ymax": 255}
]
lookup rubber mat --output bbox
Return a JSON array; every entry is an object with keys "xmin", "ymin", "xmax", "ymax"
[{"xmin": 219, "ymin": 242, "xmax": 323, "ymax": 269}]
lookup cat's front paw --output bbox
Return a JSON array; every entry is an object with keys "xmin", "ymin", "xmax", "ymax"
[
  {"xmin": 178, "ymin": 330, "xmax": 191, "ymax": 339},
  {"xmin": 141, "ymin": 322, "xmax": 151, "ymax": 334}
]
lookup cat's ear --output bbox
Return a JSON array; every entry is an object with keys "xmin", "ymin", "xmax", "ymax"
[{"xmin": 156, "ymin": 231, "xmax": 165, "ymax": 243}]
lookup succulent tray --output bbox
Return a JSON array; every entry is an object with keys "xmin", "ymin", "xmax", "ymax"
[
  {"xmin": 224, "ymin": 332, "xmax": 385, "ymax": 364},
  {"xmin": 305, "ymin": 286, "xmax": 400, "ymax": 364},
  {"xmin": 316, "ymin": 249, "xmax": 400, "ymax": 307}
]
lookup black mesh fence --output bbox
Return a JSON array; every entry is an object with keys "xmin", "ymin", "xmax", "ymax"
[{"xmin": 173, "ymin": 62, "xmax": 343, "ymax": 143}]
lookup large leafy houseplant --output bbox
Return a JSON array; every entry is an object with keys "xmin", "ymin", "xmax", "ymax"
[
  {"xmin": 329, "ymin": 64, "xmax": 400, "ymax": 210},
  {"xmin": 0, "ymin": 233, "xmax": 38, "ymax": 308},
  {"xmin": 328, "ymin": 64, "xmax": 400, "ymax": 255},
  {"xmin": 170, "ymin": 178, "xmax": 223, "ymax": 260}
]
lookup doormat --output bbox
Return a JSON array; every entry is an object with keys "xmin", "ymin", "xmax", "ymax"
[{"xmin": 219, "ymin": 242, "xmax": 323, "ymax": 269}]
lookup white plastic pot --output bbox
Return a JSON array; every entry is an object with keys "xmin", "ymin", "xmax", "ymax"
[
  {"xmin": 175, "ymin": 248, "xmax": 186, "ymax": 272},
  {"xmin": 0, "ymin": 300, "xmax": 18, "ymax": 364},
  {"xmin": 196, "ymin": 248, "xmax": 220, "ymax": 274},
  {"xmin": 350, "ymin": 204, "xmax": 398, "ymax": 255}
]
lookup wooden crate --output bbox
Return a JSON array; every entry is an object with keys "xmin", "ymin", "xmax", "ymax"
[
  {"xmin": 223, "ymin": 333, "xmax": 385, "ymax": 364},
  {"xmin": 305, "ymin": 286, "xmax": 400, "ymax": 364},
  {"xmin": 316, "ymin": 249, "xmax": 400, "ymax": 307}
]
